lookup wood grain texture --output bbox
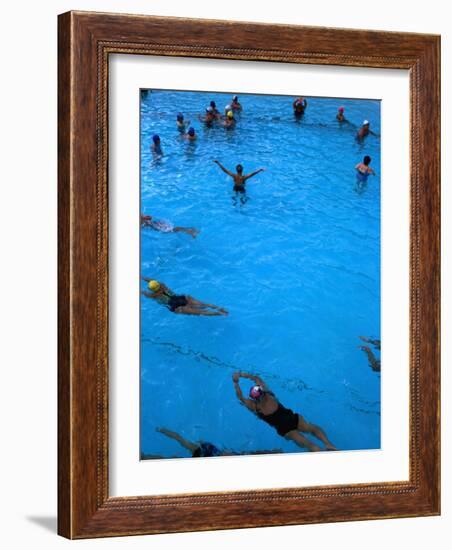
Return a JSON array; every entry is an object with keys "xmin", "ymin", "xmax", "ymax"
[{"xmin": 57, "ymin": 11, "xmax": 440, "ymax": 539}]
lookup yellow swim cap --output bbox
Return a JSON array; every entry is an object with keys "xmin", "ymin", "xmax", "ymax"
[
  {"xmin": 148, "ymin": 280, "xmax": 160, "ymax": 292},
  {"xmin": 227, "ymin": 111, "xmax": 233, "ymax": 119}
]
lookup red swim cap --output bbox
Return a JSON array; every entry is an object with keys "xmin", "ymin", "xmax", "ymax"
[
  {"xmin": 338, "ymin": 106, "xmax": 344, "ymax": 112},
  {"xmin": 249, "ymin": 385, "xmax": 264, "ymax": 400}
]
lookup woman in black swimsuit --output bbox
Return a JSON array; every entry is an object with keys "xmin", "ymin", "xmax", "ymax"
[
  {"xmin": 141, "ymin": 278, "xmax": 228, "ymax": 316},
  {"xmin": 232, "ymin": 371, "xmax": 337, "ymax": 452}
]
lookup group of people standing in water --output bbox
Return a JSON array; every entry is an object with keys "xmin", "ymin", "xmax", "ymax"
[
  {"xmin": 141, "ymin": 93, "xmax": 380, "ymax": 457},
  {"xmin": 149, "ymin": 94, "xmax": 377, "ymax": 185}
]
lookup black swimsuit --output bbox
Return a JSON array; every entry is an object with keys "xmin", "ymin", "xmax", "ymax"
[
  {"xmin": 233, "ymin": 184, "xmax": 246, "ymax": 194},
  {"xmin": 167, "ymin": 295, "xmax": 188, "ymax": 312},
  {"xmin": 257, "ymin": 403, "xmax": 299, "ymax": 436}
]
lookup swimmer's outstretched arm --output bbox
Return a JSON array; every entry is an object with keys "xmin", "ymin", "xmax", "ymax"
[
  {"xmin": 156, "ymin": 427, "xmax": 198, "ymax": 453},
  {"xmin": 141, "ymin": 290, "xmax": 159, "ymax": 300},
  {"xmin": 237, "ymin": 371, "xmax": 267, "ymax": 389},
  {"xmin": 244, "ymin": 168, "xmax": 265, "ymax": 181},
  {"xmin": 141, "ymin": 276, "xmax": 151, "ymax": 282},
  {"xmin": 213, "ymin": 160, "xmax": 234, "ymax": 177}
]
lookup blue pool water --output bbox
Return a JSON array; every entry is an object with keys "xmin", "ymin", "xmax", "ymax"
[{"xmin": 140, "ymin": 90, "xmax": 381, "ymax": 458}]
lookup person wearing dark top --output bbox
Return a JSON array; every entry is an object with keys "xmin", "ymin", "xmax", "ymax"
[
  {"xmin": 141, "ymin": 278, "xmax": 228, "ymax": 316},
  {"xmin": 232, "ymin": 371, "xmax": 337, "ymax": 452},
  {"xmin": 142, "ymin": 427, "xmax": 282, "ymax": 458}
]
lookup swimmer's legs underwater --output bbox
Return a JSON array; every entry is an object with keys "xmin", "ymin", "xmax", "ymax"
[
  {"xmin": 232, "ymin": 191, "xmax": 248, "ymax": 207},
  {"xmin": 175, "ymin": 306, "xmax": 226, "ymax": 316},
  {"xmin": 284, "ymin": 416, "xmax": 337, "ymax": 452},
  {"xmin": 184, "ymin": 296, "xmax": 228, "ymax": 314},
  {"xmin": 284, "ymin": 431, "xmax": 321, "ymax": 452},
  {"xmin": 172, "ymin": 226, "xmax": 200, "ymax": 238},
  {"xmin": 297, "ymin": 415, "xmax": 337, "ymax": 451}
]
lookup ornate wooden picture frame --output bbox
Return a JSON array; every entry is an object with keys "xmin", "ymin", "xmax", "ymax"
[{"xmin": 58, "ymin": 11, "xmax": 440, "ymax": 539}]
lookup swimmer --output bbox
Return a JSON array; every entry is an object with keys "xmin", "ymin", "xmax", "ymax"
[
  {"xmin": 359, "ymin": 336, "xmax": 381, "ymax": 350},
  {"xmin": 176, "ymin": 113, "xmax": 190, "ymax": 132},
  {"xmin": 232, "ymin": 372, "xmax": 337, "ymax": 452},
  {"xmin": 293, "ymin": 97, "xmax": 308, "ymax": 116},
  {"xmin": 140, "ymin": 214, "xmax": 199, "ymax": 238},
  {"xmin": 336, "ymin": 106, "xmax": 347, "ymax": 122},
  {"xmin": 231, "ymin": 95, "xmax": 242, "ymax": 112},
  {"xmin": 198, "ymin": 107, "xmax": 216, "ymax": 127},
  {"xmin": 222, "ymin": 110, "xmax": 236, "ymax": 129},
  {"xmin": 356, "ymin": 119, "xmax": 378, "ymax": 140},
  {"xmin": 213, "ymin": 160, "xmax": 265, "ymax": 193},
  {"xmin": 355, "ymin": 155, "xmax": 376, "ymax": 183},
  {"xmin": 208, "ymin": 100, "xmax": 221, "ymax": 119},
  {"xmin": 151, "ymin": 134, "xmax": 163, "ymax": 155},
  {"xmin": 182, "ymin": 127, "xmax": 197, "ymax": 141},
  {"xmin": 141, "ymin": 278, "xmax": 228, "ymax": 316},
  {"xmin": 358, "ymin": 344, "xmax": 381, "ymax": 373},
  {"xmin": 144, "ymin": 427, "xmax": 282, "ymax": 459}
]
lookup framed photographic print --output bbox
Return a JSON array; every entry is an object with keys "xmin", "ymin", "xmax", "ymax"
[{"xmin": 58, "ymin": 11, "xmax": 440, "ymax": 539}]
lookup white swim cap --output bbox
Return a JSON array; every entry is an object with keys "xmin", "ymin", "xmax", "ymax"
[{"xmin": 363, "ymin": 119, "xmax": 369, "ymax": 125}]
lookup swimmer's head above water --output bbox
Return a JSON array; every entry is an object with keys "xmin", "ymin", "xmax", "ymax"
[
  {"xmin": 236, "ymin": 164, "xmax": 243, "ymax": 174},
  {"xmin": 363, "ymin": 120, "xmax": 370, "ymax": 127},
  {"xmin": 188, "ymin": 127, "xmax": 195, "ymax": 137},
  {"xmin": 227, "ymin": 111, "xmax": 234, "ymax": 120},
  {"xmin": 338, "ymin": 106, "xmax": 344, "ymax": 113},
  {"xmin": 177, "ymin": 113, "xmax": 184, "ymax": 121},
  {"xmin": 210, "ymin": 101, "xmax": 217, "ymax": 109},
  {"xmin": 363, "ymin": 155, "xmax": 372, "ymax": 165},
  {"xmin": 148, "ymin": 280, "xmax": 161, "ymax": 292},
  {"xmin": 152, "ymin": 134, "xmax": 160, "ymax": 144}
]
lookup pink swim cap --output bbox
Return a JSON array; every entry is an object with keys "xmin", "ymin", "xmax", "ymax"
[
  {"xmin": 338, "ymin": 106, "xmax": 344, "ymax": 112},
  {"xmin": 249, "ymin": 385, "xmax": 264, "ymax": 400}
]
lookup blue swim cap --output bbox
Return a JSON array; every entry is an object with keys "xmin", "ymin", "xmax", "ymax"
[
  {"xmin": 188, "ymin": 127, "xmax": 195, "ymax": 136},
  {"xmin": 152, "ymin": 134, "xmax": 160, "ymax": 143},
  {"xmin": 177, "ymin": 113, "xmax": 183, "ymax": 121},
  {"xmin": 210, "ymin": 101, "xmax": 216, "ymax": 108}
]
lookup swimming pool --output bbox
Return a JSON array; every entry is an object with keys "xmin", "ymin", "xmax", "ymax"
[{"xmin": 140, "ymin": 90, "xmax": 381, "ymax": 458}]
